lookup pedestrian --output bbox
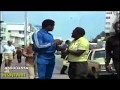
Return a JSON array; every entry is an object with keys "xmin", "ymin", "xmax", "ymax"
[
  {"xmin": 60, "ymin": 40, "xmax": 70, "ymax": 74},
  {"xmin": 105, "ymin": 20, "xmax": 120, "ymax": 79},
  {"xmin": 16, "ymin": 47, "xmax": 22, "ymax": 63},
  {"xmin": 64, "ymin": 27, "xmax": 89, "ymax": 79},
  {"xmin": 2, "ymin": 40, "xmax": 16, "ymax": 73},
  {"xmin": 32, "ymin": 19, "xmax": 63, "ymax": 79},
  {"xmin": 22, "ymin": 43, "xmax": 35, "ymax": 79}
]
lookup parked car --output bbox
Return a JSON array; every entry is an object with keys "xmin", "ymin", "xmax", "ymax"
[
  {"xmin": 55, "ymin": 52, "xmax": 101, "ymax": 79},
  {"xmin": 87, "ymin": 60, "xmax": 100, "ymax": 79},
  {"xmin": 87, "ymin": 48, "xmax": 116, "ymax": 78}
]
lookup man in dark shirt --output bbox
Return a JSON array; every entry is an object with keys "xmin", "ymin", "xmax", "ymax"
[
  {"xmin": 16, "ymin": 47, "xmax": 22, "ymax": 63},
  {"xmin": 105, "ymin": 20, "xmax": 120, "ymax": 79},
  {"xmin": 0, "ymin": 39, "xmax": 3, "ymax": 68}
]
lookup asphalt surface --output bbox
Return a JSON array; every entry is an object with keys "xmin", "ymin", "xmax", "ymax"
[
  {"xmin": 0, "ymin": 55, "xmax": 117, "ymax": 79},
  {"xmin": 0, "ymin": 55, "xmax": 69, "ymax": 79}
]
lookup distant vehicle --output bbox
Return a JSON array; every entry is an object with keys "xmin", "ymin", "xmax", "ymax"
[
  {"xmin": 87, "ymin": 48, "xmax": 116, "ymax": 78},
  {"xmin": 89, "ymin": 43, "xmax": 100, "ymax": 50}
]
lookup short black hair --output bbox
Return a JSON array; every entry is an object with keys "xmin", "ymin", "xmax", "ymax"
[
  {"xmin": 65, "ymin": 40, "xmax": 70, "ymax": 43},
  {"xmin": 42, "ymin": 19, "xmax": 55, "ymax": 29},
  {"xmin": 74, "ymin": 27, "xmax": 85, "ymax": 36}
]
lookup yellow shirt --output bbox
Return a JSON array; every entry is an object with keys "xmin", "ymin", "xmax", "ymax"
[{"xmin": 68, "ymin": 37, "xmax": 89, "ymax": 62}]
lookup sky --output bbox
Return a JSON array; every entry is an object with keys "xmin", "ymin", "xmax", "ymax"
[{"xmin": 2, "ymin": 11, "xmax": 106, "ymax": 41}]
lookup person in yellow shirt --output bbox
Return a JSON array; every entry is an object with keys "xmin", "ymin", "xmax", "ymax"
[{"xmin": 65, "ymin": 27, "xmax": 89, "ymax": 79}]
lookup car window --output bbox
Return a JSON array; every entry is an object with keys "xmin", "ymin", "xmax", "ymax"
[
  {"xmin": 93, "ymin": 50, "xmax": 105, "ymax": 60},
  {"xmin": 88, "ymin": 51, "xmax": 93, "ymax": 60}
]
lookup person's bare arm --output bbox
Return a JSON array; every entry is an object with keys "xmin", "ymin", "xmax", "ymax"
[
  {"xmin": 22, "ymin": 46, "xmax": 33, "ymax": 58},
  {"xmin": 67, "ymin": 49, "xmax": 85, "ymax": 56},
  {"xmin": 56, "ymin": 45, "xmax": 66, "ymax": 51},
  {"xmin": 22, "ymin": 46, "xmax": 27, "ymax": 57}
]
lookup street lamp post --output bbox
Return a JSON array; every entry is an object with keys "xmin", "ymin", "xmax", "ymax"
[{"xmin": 24, "ymin": 11, "xmax": 28, "ymax": 46}]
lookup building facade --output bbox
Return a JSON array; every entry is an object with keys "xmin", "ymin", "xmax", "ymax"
[
  {"xmin": 0, "ymin": 22, "xmax": 9, "ymax": 45},
  {"xmin": 0, "ymin": 23, "xmax": 38, "ymax": 47},
  {"xmin": 105, "ymin": 11, "xmax": 120, "ymax": 34}
]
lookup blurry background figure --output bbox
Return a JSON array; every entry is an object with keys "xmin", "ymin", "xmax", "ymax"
[
  {"xmin": 105, "ymin": 20, "xmax": 120, "ymax": 79},
  {"xmin": 22, "ymin": 43, "xmax": 35, "ymax": 79},
  {"xmin": 60, "ymin": 40, "xmax": 70, "ymax": 74},
  {"xmin": 0, "ymin": 39, "xmax": 3, "ymax": 70},
  {"xmin": 34, "ymin": 53, "xmax": 39, "ymax": 79},
  {"xmin": 16, "ymin": 47, "xmax": 22, "ymax": 63},
  {"xmin": 2, "ymin": 40, "xmax": 16, "ymax": 73}
]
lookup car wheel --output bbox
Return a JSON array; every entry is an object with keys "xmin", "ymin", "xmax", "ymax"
[
  {"xmin": 92, "ymin": 67, "xmax": 99, "ymax": 79},
  {"xmin": 87, "ymin": 67, "xmax": 99, "ymax": 79},
  {"xmin": 87, "ymin": 73, "xmax": 96, "ymax": 79}
]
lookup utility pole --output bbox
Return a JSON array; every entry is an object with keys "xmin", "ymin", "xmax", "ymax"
[
  {"xmin": 24, "ymin": 11, "xmax": 28, "ymax": 46},
  {"xmin": 0, "ymin": 11, "xmax": 2, "ymax": 22}
]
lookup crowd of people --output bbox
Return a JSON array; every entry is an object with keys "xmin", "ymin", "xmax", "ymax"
[{"xmin": 0, "ymin": 19, "xmax": 119, "ymax": 79}]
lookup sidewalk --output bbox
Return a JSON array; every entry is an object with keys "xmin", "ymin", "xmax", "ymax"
[
  {"xmin": 1, "ymin": 56, "xmax": 29, "ymax": 79},
  {"xmin": 0, "ymin": 56, "xmax": 69, "ymax": 79},
  {"xmin": 52, "ymin": 73, "xmax": 69, "ymax": 79}
]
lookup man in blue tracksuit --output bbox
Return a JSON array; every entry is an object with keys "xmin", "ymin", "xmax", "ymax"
[{"xmin": 32, "ymin": 19, "xmax": 63, "ymax": 79}]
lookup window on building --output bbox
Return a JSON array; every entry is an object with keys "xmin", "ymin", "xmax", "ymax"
[
  {"xmin": 19, "ymin": 31, "xmax": 21, "ymax": 34},
  {"xmin": 106, "ymin": 12, "xmax": 109, "ymax": 14},
  {"xmin": 8, "ymin": 31, "xmax": 11, "ymax": 33},
  {"xmin": 0, "ymin": 37, "xmax": 3, "ymax": 40},
  {"xmin": 19, "ymin": 31, "xmax": 23, "ymax": 34},
  {"xmin": 106, "ymin": 11, "xmax": 112, "ymax": 14},
  {"xmin": 0, "ymin": 28, "xmax": 3, "ymax": 31},
  {"xmin": 106, "ymin": 22, "xmax": 110, "ymax": 24},
  {"xmin": 21, "ymin": 38, "xmax": 24, "ymax": 41},
  {"xmin": 106, "ymin": 27, "xmax": 110, "ymax": 30},
  {"xmin": 106, "ymin": 17, "xmax": 110, "ymax": 19},
  {"xmin": 3, "ymin": 28, "xmax": 6, "ymax": 32},
  {"xmin": 2, "ymin": 36, "xmax": 6, "ymax": 40}
]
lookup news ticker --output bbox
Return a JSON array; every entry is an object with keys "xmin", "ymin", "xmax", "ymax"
[{"xmin": 1, "ymin": 73, "xmax": 27, "ymax": 77}]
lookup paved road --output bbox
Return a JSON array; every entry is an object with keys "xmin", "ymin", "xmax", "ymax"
[
  {"xmin": 1, "ymin": 56, "xmax": 29, "ymax": 79},
  {"xmin": 0, "ymin": 55, "xmax": 69, "ymax": 79},
  {"xmin": 1, "ymin": 55, "xmax": 117, "ymax": 79},
  {"xmin": 52, "ymin": 55, "xmax": 69, "ymax": 79}
]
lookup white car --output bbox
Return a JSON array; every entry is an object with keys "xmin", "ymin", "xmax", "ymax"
[
  {"xmin": 55, "ymin": 52, "xmax": 101, "ymax": 79},
  {"xmin": 87, "ymin": 48, "xmax": 116, "ymax": 78}
]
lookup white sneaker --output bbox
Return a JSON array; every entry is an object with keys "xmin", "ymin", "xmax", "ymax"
[
  {"xmin": 34, "ymin": 72, "xmax": 39, "ymax": 79},
  {"xmin": 35, "ymin": 76, "xmax": 39, "ymax": 79}
]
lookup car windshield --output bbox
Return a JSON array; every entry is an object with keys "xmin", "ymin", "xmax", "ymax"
[{"xmin": 94, "ymin": 50, "xmax": 105, "ymax": 59}]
